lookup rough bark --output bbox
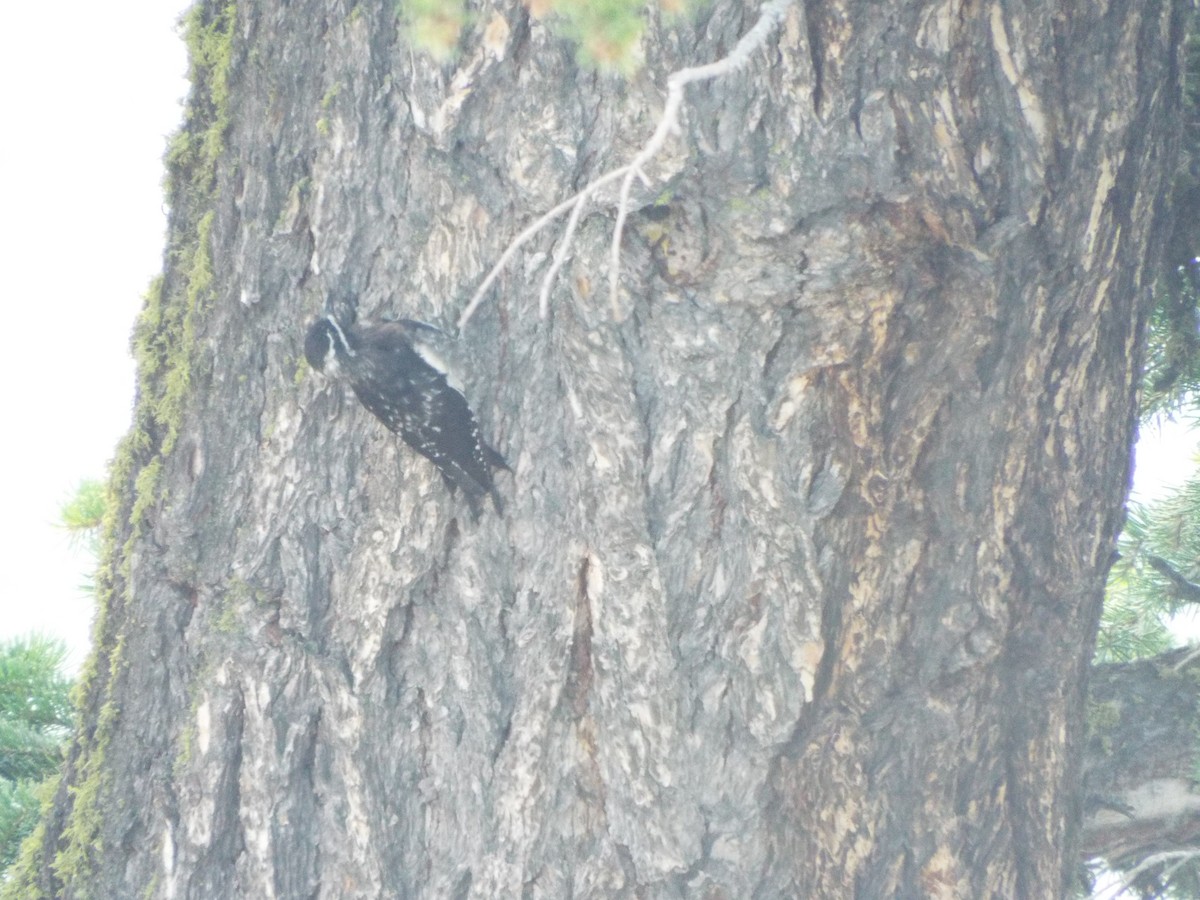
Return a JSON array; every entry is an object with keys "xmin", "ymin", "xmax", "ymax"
[
  {"xmin": 7, "ymin": 0, "xmax": 1187, "ymax": 898},
  {"xmin": 1083, "ymin": 648, "xmax": 1200, "ymax": 883}
]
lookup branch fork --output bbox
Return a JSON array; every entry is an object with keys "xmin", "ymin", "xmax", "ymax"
[{"xmin": 457, "ymin": 0, "xmax": 796, "ymax": 331}]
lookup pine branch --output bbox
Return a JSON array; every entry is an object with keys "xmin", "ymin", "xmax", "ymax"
[{"xmin": 1147, "ymin": 555, "xmax": 1200, "ymax": 604}]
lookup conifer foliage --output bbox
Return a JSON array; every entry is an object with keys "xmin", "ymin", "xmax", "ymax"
[{"xmin": 0, "ymin": 637, "xmax": 72, "ymax": 872}]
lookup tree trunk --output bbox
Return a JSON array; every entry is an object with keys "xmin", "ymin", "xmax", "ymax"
[{"xmin": 7, "ymin": 0, "xmax": 1186, "ymax": 898}]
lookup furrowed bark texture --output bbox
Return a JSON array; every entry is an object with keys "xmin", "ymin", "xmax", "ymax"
[{"xmin": 15, "ymin": 0, "xmax": 1184, "ymax": 898}]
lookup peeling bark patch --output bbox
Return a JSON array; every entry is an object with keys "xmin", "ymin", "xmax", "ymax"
[
  {"xmin": 195, "ymin": 695, "xmax": 212, "ymax": 757},
  {"xmin": 567, "ymin": 554, "xmax": 597, "ymax": 719},
  {"xmin": 988, "ymin": 4, "xmax": 1049, "ymax": 164},
  {"xmin": 920, "ymin": 844, "xmax": 965, "ymax": 898},
  {"xmin": 803, "ymin": 0, "xmax": 825, "ymax": 115},
  {"xmin": 1083, "ymin": 156, "xmax": 1118, "ymax": 270}
]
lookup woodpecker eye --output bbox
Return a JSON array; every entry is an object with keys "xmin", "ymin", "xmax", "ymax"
[{"xmin": 303, "ymin": 320, "xmax": 334, "ymax": 372}]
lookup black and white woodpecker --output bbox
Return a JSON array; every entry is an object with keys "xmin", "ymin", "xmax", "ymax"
[{"xmin": 304, "ymin": 314, "xmax": 508, "ymax": 518}]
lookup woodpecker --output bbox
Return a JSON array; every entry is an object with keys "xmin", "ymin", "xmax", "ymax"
[{"xmin": 304, "ymin": 314, "xmax": 508, "ymax": 518}]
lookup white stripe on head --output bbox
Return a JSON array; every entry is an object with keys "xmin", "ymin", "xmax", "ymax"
[{"xmin": 325, "ymin": 314, "xmax": 356, "ymax": 357}]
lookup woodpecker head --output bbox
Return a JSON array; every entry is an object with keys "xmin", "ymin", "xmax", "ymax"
[{"xmin": 304, "ymin": 315, "xmax": 354, "ymax": 377}]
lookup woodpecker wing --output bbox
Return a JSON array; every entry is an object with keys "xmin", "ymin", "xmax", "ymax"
[{"xmin": 350, "ymin": 323, "xmax": 505, "ymax": 502}]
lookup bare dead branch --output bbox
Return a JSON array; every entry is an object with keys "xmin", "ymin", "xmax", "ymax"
[
  {"xmin": 1170, "ymin": 642, "xmax": 1200, "ymax": 671},
  {"xmin": 457, "ymin": 174, "xmax": 627, "ymax": 331},
  {"xmin": 458, "ymin": 0, "xmax": 796, "ymax": 331},
  {"xmin": 606, "ymin": 0, "xmax": 796, "ymax": 315}
]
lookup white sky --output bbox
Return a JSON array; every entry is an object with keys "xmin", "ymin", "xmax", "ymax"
[
  {"xmin": 1131, "ymin": 414, "xmax": 1200, "ymax": 504},
  {"xmin": 0, "ymin": 1, "xmax": 1196, "ymax": 676},
  {"xmin": 0, "ymin": 1, "xmax": 191, "ymax": 671}
]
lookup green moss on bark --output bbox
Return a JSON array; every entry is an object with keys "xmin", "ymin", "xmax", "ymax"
[{"xmin": 0, "ymin": 3, "xmax": 237, "ymax": 897}]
